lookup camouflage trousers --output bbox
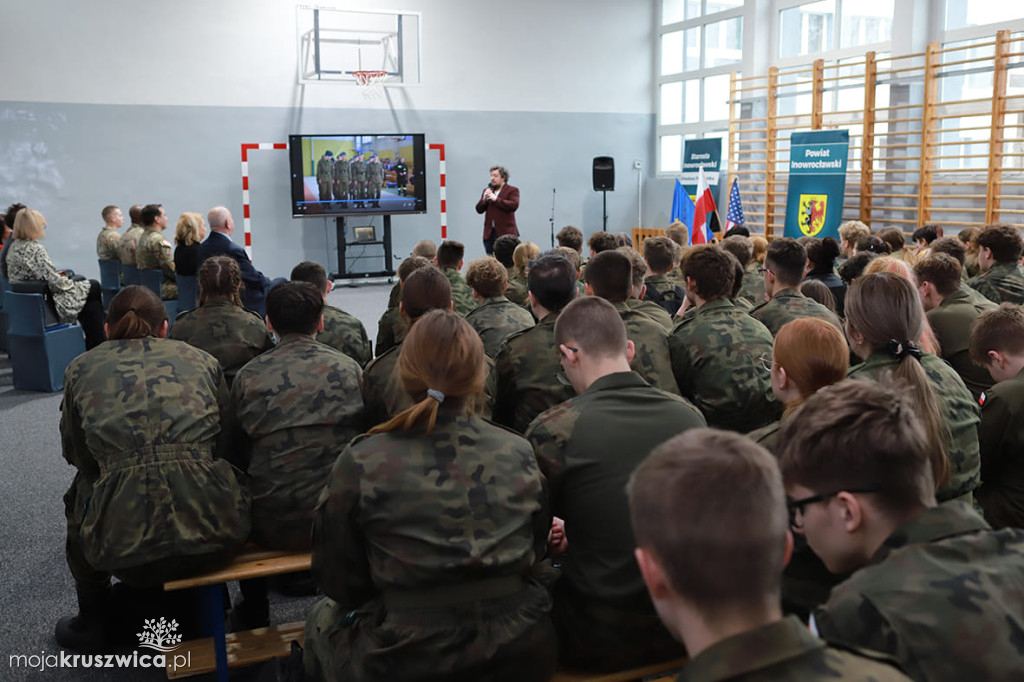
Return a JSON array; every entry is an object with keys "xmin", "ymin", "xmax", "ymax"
[{"xmin": 303, "ymin": 581, "xmax": 557, "ymax": 682}]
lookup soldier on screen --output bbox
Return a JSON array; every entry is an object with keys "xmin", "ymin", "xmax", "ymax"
[
  {"xmin": 349, "ymin": 151, "xmax": 366, "ymax": 208},
  {"xmin": 333, "ymin": 152, "xmax": 349, "ymax": 205},
  {"xmin": 367, "ymin": 153, "xmax": 384, "ymax": 208},
  {"xmin": 316, "ymin": 150, "xmax": 334, "ymax": 202},
  {"xmin": 395, "ymin": 156, "xmax": 409, "ymax": 196}
]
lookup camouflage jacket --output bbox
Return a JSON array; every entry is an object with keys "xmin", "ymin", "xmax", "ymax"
[
  {"xmin": 750, "ymin": 287, "xmax": 842, "ymax": 336},
  {"xmin": 5, "ymin": 239, "xmax": 90, "ymax": 324},
  {"xmin": 613, "ymin": 300, "xmax": 681, "ymax": 395},
  {"xmin": 848, "ymin": 353, "xmax": 980, "ymax": 503},
  {"xmin": 375, "ymin": 305, "xmax": 406, "ymax": 357},
  {"xmin": 625, "ymin": 297, "xmax": 674, "ymax": 331},
  {"xmin": 814, "ymin": 504, "xmax": 1024, "ymax": 682},
  {"xmin": 738, "ymin": 262, "xmax": 767, "ymax": 305},
  {"xmin": 670, "ymin": 298, "xmax": 780, "ymax": 432},
  {"xmin": 231, "ymin": 334, "xmax": 364, "ymax": 550},
  {"xmin": 60, "ymin": 338, "xmax": 249, "ymax": 573},
  {"xmin": 333, "ymin": 158, "xmax": 349, "ymax": 183},
  {"xmin": 319, "ymin": 304, "xmax": 373, "ymax": 367},
  {"xmin": 465, "ymin": 295, "xmax": 535, "ymax": 358},
  {"xmin": 96, "ymin": 227, "xmax": 120, "ymax": 261},
  {"xmin": 387, "ymin": 281, "xmax": 401, "ymax": 310},
  {"xmin": 505, "ymin": 268, "xmax": 529, "ymax": 306},
  {"xmin": 168, "ymin": 300, "xmax": 275, "ymax": 386},
  {"xmin": 676, "ymin": 616, "xmax": 909, "ymax": 682},
  {"xmin": 926, "ymin": 288, "xmax": 996, "ymax": 401},
  {"xmin": 494, "ymin": 313, "xmax": 576, "ymax": 434},
  {"xmin": 116, "ymin": 224, "xmax": 144, "ymax": 265},
  {"xmin": 977, "ymin": 366, "xmax": 1024, "ymax": 530},
  {"xmin": 442, "ymin": 267, "xmax": 478, "ymax": 316},
  {"xmin": 967, "ymin": 261, "xmax": 1024, "ymax": 305},
  {"xmin": 644, "ymin": 273, "xmax": 684, "ymax": 301},
  {"xmin": 136, "ymin": 226, "xmax": 176, "ymax": 298},
  {"xmin": 526, "ymin": 371, "xmax": 705, "ymax": 610},
  {"xmin": 316, "ymin": 157, "xmax": 334, "ymax": 183}
]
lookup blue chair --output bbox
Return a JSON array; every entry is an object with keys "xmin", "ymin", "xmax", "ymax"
[
  {"xmin": 138, "ymin": 269, "xmax": 178, "ymax": 321},
  {"xmin": 176, "ymin": 274, "xmax": 198, "ymax": 313},
  {"xmin": 98, "ymin": 259, "xmax": 122, "ymax": 308},
  {"xmin": 122, "ymin": 264, "xmax": 140, "ymax": 286},
  {"xmin": 6, "ymin": 292, "xmax": 86, "ymax": 391}
]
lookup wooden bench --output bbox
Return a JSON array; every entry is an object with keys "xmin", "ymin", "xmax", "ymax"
[
  {"xmin": 553, "ymin": 657, "xmax": 687, "ymax": 682},
  {"xmin": 163, "ymin": 546, "xmax": 312, "ymax": 681}
]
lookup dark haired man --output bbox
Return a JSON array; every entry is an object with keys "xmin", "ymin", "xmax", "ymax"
[
  {"xmin": 911, "ymin": 223, "xmax": 940, "ymax": 261},
  {"xmin": 435, "ymin": 239, "xmax": 477, "ymax": 316},
  {"xmin": 721, "ymin": 234, "xmax": 765, "ymax": 305},
  {"xmin": 290, "ymin": 261, "xmax": 371, "ymax": 367},
  {"xmin": 641, "ymin": 236, "xmax": 684, "ymax": 312},
  {"xmin": 136, "ymin": 204, "xmax": 177, "ymax": 300},
  {"xmin": 966, "ymin": 223, "xmax": 1024, "ymax": 304},
  {"xmin": 527, "ymin": 296, "xmax": 704, "ymax": 672},
  {"xmin": 116, "ymin": 205, "xmax": 145, "ymax": 267},
  {"xmin": 475, "ymin": 164, "xmax": 519, "ymax": 254},
  {"xmin": 376, "ymin": 256, "xmax": 433, "ymax": 357},
  {"xmin": 669, "ymin": 246, "xmax": 778, "ymax": 432},
  {"xmin": 779, "ymin": 379, "xmax": 1024, "ymax": 682},
  {"xmin": 495, "ymin": 253, "xmax": 578, "ymax": 433},
  {"xmin": 629, "ymin": 429, "xmax": 909, "ymax": 681},
  {"xmin": 96, "ymin": 205, "xmax": 123, "ymax": 261},
  {"xmin": 751, "ymin": 237, "xmax": 842, "ymax": 336},
  {"xmin": 229, "ymin": 281, "xmax": 364, "ymax": 627},
  {"xmin": 587, "ymin": 230, "xmax": 619, "ymax": 256}
]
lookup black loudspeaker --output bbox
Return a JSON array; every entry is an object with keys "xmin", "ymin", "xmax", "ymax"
[{"xmin": 593, "ymin": 156, "xmax": 615, "ymax": 191}]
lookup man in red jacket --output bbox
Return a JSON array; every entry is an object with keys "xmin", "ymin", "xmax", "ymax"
[{"xmin": 476, "ymin": 165, "xmax": 520, "ymax": 255}]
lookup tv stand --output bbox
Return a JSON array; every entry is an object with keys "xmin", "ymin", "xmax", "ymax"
[{"xmin": 330, "ymin": 215, "xmax": 396, "ymax": 282}]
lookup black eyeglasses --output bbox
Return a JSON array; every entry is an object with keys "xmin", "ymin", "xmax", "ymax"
[
  {"xmin": 758, "ymin": 265, "xmax": 775, "ymax": 276},
  {"xmin": 787, "ymin": 487, "xmax": 881, "ymax": 530},
  {"xmin": 557, "ymin": 345, "xmax": 579, "ymax": 362}
]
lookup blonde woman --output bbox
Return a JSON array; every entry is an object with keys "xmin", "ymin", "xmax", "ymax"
[{"xmin": 173, "ymin": 211, "xmax": 207, "ymax": 276}]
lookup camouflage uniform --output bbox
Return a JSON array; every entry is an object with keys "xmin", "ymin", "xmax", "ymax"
[
  {"xmin": 626, "ymin": 297, "xmax": 674, "ymax": 331},
  {"xmin": 848, "ymin": 353, "xmax": 981, "ymax": 505},
  {"xmin": 386, "ymin": 281, "xmax": 401, "ymax": 310},
  {"xmin": 465, "ymin": 295, "xmax": 535, "ymax": 357},
  {"xmin": 60, "ymin": 338, "xmax": 249, "ymax": 588},
  {"xmin": 814, "ymin": 504, "xmax": 1024, "ymax": 682},
  {"xmin": 613, "ymin": 300, "xmax": 680, "ymax": 395},
  {"xmin": 738, "ymin": 262, "xmax": 767, "ymax": 305},
  {"xmin": 670, "ymin": 299, "xmax": 780, "ymax": 432},
  {"xmin": 643, "ymin": 273, "xmax": 684, "ymax": 311},
  {"xmin": 494, "ymin": 313, "xmax": 576, "ymax": 434},
  {"xmin": 317, "ymin": 156, "xmax": 334, "ymax": 201},
  {"xmin": 349, "ymin": 156, "xmax": 366, "ymax": 205},
  {"xmin": 505, "ymin": 267, "xmax": 529, "ymax": 307},
  {"xmin": 926, "ymin": 288, "xmax": 996, "ymax": 401},
  {"xmin": 319, "ymin": 304, "xmax": 372, "ymax": 367},
  {"xmin": 231, "ymin": 334, "xmax": 364, "ymax": 550},
  {"xmin": 6, "ymin": 239, "xmax": 90, "ymax": 324},
  {"xmin": 526, "ymin": 371, "xmax": 705, "ymax": 670},
  {"xmin": 367, "ymin": 158, "xmax": 384, "ymax": 204},
  {"xmin": 374, "ymin": 306, "xmax": 406, "ymax": 357},
  {"xmin": 966, "ymin": 261, "xmax": 1024, "ymax": 305},
  {"xmin": 977, "ymin": 367, "xmax": 1024, "ymax": 530},
  {"xmin": 332, "ymin": 156, "xmax": 349, "ymax": 203},
  {"xmin": 442, "ymin": 267, "xmax": 478, "ymax": 316},
  {"xmin": 168, "ymin": 299, "xmax": 275, "ymax": 387},
  {"xmin": 304, "ymin": 412, "xmax": 557, "ymax": 682},
  {"xmin": 96, "ymin": 226, "xmax": 120, "ymax": 261},
  {"xmin": 674, "ymin": 616, "xmax": 909, "ymax": 682},
  {"xmin": 116, "ymin": 223, "xmax": 144, "ymax": 266},
  {"xmin": 135, "ymin": 226, "xmax": 177, "ymax": 299},
  {"xmin": 750, "ymin": 287, "xmax": 843, "ymax": 336}
]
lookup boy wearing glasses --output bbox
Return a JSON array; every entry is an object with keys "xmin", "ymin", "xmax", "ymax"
[{"xmin": 778, "ymin": 379, "xmax": 1024, "ymax": 682}]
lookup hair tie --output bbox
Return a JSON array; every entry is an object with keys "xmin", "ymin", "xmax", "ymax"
[
  {"xmin": 426, "ymin": 389, "xmax": 445, "ymax": 404},
  {"xmin": 887, "ymin": 339, "xmax": 922, "ymax": 361}
]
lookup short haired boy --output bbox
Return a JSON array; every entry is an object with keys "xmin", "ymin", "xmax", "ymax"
[
  {"xmin": 375, "ymin": 256, "xmax": 431, "ymax": 356},
  {"xmin": 751, "ymin": 238, "xmax": 842, "ymax": 336},
  {"xmin": 966, "ymin": 223, "xmax": 1024, "ymax": 305},
  {"xmin": 435, "ymin": 240, "xmax": 478, "ymax": 315},
  {"xmin": 290, "ymin": 261, "xmax": 372, "ymax": 367},
  {"xmin": 778, "ymin": 379, "xmax": 1024, "ymax": 682},
  {"xmin": 969, "ymin": 304, "xmax": 1024, "ymax": 530},
  {"xmin": 464, "ymin": 257, "xmax": 535, "ymax": 357},
  {"xmin": 629, "ymin": 429, "xmax": 909, "ymax": 682}
]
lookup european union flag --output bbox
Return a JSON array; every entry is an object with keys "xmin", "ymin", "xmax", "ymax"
[{"xmin": 670, "ymin": 179, "xmax": 695, "ymax": 230}]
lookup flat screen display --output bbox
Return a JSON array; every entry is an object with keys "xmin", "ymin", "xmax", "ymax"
[{"xmin": 288, "ymin": 134, "xmax": 427, "ymax": 217}]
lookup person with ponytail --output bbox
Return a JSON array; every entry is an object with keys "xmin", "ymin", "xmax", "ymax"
[
  {"xmin": 168, "ymin": 255, "xmax": 274, "ymax": 387},
  {"xmin": 803, "ymin": 236, "xmax": 847, "ymax": 316},
  {"xmin": 304, "ymin": 310, "xmax": 557, "ymax": 682},
  {"xmin": 56, "ymin": 285, "xmax": 250, "ymax": 654},
  {"xmin": 845, "ymin": 272, "xmax": 981, "ymax": 506}
]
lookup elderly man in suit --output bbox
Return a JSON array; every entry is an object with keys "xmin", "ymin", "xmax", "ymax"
[{"xmin": 198, "ymin": 206, "xmax": 276, "ymax": 316}]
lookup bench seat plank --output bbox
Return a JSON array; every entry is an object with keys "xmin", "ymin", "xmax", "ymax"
[
  {"xmin": 164, "ymin": 550, "xmax": 312, "ymax": 591},
  {"xmin": 552, "ymin": 657, "xmax": 687, "ymax": 682},
  {"xmin": 165, "ymin": 621, "xmax": 305, "ymax": 679}
]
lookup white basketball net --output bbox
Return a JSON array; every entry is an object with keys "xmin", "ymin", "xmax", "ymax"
[{"xmin": 353, "ymin": 70, "xmax": 389, "ymax": 99}]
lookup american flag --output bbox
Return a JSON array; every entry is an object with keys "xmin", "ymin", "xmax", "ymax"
[{"xmin": 726, "ymin": 179, "xmax": 745, "ymax": 231}]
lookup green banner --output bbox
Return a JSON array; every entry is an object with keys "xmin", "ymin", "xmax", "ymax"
[{"xmin": 784, "ymin": 130, "xmax": 849, "ymax": 240}]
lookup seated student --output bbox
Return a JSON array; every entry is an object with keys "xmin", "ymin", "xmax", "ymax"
[
  {"xmin": 587, "ymin": 230, "xmax": 619, "ymax": 256},
  {"xmin": 505, "ymin": 239, "xmax": 537, "ymax": 307},
  {"xmin": 862, "ymin": 256, "xmax": 940, "ymax": 355},
  {"xmin": 557, "ymin": 224, "xmax": 588, "ymax": 280},
  {"xmin": 846, "ymin": 272, "xmax": 981, "ymax": 507},
  {"xmin": 494, "ymin": 252, "xmax": 578, "ymax": 433},
  {"xmin": 751, "ymin": 237, "xmax": 842, "ymax": 336},
  {"xmin": 229, "ymin": 281, "xmax": 365, "ymax": 628},
  {"xmin": 290, "ymin": 261, "xmax": 372, "ymax": 367},
  {"xmin": 669, "ymin": 246, "xmax": 779, "ymax": 433},
  {"xmin": 664, "ymin": 223, "xmax": 689, "ymax": 288},
  {"xmin": 57, "ymin": 286, "xmax": 249, "ymax": 653},
  {"xmin": 95, "ymin": 205, "xmax": 122, "ymax": 261},
  {"xmin": 913, "ymin": 253, "xmax": 995, "ymax": 400},
  {"xmin": 799, "ymin": 279, "xmax": 838, "ymax": 314},
  {"xmin": 628, "ymin": 430, "xmax": 910, "ymax": 682},
  {"xmin": 958, "ymin": 226, "xmax": 982, "ymax": 278},
  {"xmin": 305, "ymin": 311, "xmax": 557, "ymax": 682},
  {"xmin": 837, "ymin": 250, "xmax": 879, "ymax": 286},
  {"xmin": 554, "ymin": 245, "xmax": 587, "ymax": 298},
  {"xmin": 927, "ymin": 236, "xmax": 992, "ymax": 304},
  {"xmin": 526, "ymin": 296, "xmax": 706, "ymax": 672},
  {"xmin": 854, "ymin": 234, "xmax": 891, "ymax": 256},
  {"xmin": 642, "ymin": 236, "xmax": 684, "ymax": 310},
  {"xmin": 619, "ymin": 244, "xmax": 674, "ymax": 330},
  {"xmin": 966, "ymin": 223, "xmax": 1024, "ymax": 305},
  {"xmin": 721, "ymin": 234, "xmax": 766, "ymax": 305},
  {"xmin": 435, "ymin": 239, "xmax": 477, "ymax": 316},
  {"xmin": 877, "ymin": 226, "xmax": 910, "ymax": 263},
  {"xmin": 168, "ymin": 256, "xmax": 275, "ymax": 387},
  {"xmin": 969, "ymin": 304, "xmax": 1024, "ymax": 530},
  {"xmin": 585, "ymin": 250, "xmax": 680, "ymax": 395},
  {"xmin": 115, "ymin": 204, "xmax": 145, "ymax": 267},
  {"xmin": 386, "ymin": 239, "xmax": 435, "ymax": 309},
  {"xmin": 375, "ymin": 256, "xmax": 431, "ymax": 356},
  {"xmin": 838, "ymin": 220, "xmax": 871, "ymax": 260},
  {"xmin": 803, "ymin": 237, "xmax": 847, "ymax": 316},
  {"xmin": 464, "ymin": 256, "xmax": 535, "ymax": 357},
  {"xmin": 778, "ymin": 379, "xmax": 1024, "ymax": 682}
]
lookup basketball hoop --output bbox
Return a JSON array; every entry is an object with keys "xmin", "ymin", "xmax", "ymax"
[{"xmin": 352, "ymin": 70, "xmax": 389, "ymax": 99}]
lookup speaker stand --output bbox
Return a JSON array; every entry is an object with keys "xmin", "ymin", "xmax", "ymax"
[{"xmin": 601, "ymin": 190, "xmax": 608, "ymax": 231}]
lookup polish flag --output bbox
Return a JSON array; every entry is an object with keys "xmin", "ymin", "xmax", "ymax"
[{"xmin": 692, "ymin": 166, "xmax": 718, "ymax": 245}]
